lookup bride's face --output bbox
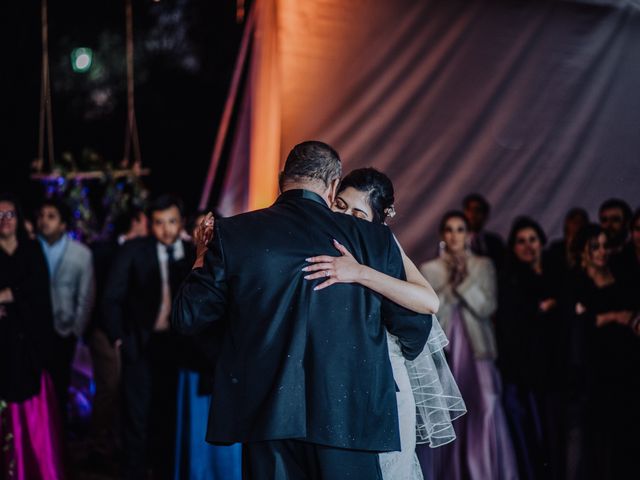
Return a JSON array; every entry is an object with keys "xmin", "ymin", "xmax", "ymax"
[{"xmin": 332, "ymin": 187, "xmax": 373, "ymax": 222}]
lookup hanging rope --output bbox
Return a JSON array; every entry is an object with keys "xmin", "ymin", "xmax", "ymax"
[
  {"xmin": 237, "ymin": 0, "xmax": 246, "ymax": 23},
  {"xmin": 37, "ymin": 0, "xmax": 55, "ymax": 172},
  {"xmin": 122, "ymin": 0, "xmax": 141, "ymax": 168}
]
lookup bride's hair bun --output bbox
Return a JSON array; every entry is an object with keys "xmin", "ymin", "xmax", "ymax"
[{"xmin": 338, "ymin": 167, "xmax": 395, "ymax": 224}]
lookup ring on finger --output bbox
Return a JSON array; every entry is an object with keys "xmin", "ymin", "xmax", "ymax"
[{"xmin": 325, "ymin": 270, "xmax": 331, "ymax": 277}]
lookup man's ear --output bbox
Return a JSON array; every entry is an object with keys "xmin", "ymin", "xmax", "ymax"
[{"xmin": 327, "ymin": 178, "xmax": 340, "ymax": 205}]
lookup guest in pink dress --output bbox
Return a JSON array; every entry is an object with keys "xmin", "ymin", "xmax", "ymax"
[{"xmin": 0, "ymin": 193, "xmax": 65, "ymax": 480}]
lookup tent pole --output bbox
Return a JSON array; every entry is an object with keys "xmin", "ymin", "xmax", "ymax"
[{"xmin": 198, "ymin": 3, "xmax": 256, "ymax": 211}]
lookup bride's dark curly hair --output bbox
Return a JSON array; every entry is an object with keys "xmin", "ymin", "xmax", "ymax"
[{"xmin": 337, "ymin": 168, "xmax": 395, "ymax": 224}]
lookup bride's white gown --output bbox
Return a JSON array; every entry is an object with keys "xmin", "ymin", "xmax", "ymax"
[{"xmin": 379, "ymin": 333, "xmax": 424, "ymax": 480}]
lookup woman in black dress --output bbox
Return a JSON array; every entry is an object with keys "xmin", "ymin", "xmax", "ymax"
[
  {"xmin": 496, "ymin": 216, "xmax": 565, "ymax": 480},
  {"xmin": 569, "ymin": 223, "xmax": 640, "ymax": 479},
  {"xmin": 0, "ymin": 193, "xmax": 64, "ymax": 479}
]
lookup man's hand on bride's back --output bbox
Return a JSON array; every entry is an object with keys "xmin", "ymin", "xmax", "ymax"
[
  {"xmin": 302, "ymin": 239, "xmax": 366, "ymax": 290},
  {"xmin": 193, "ymin": 212, "xmax": 215, "ymax": 269}
]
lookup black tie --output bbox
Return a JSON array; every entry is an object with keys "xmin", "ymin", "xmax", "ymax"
[
  {"xmin": 166, "ymin": 245, "xmax": 178, "ymax": 296},
  {"xmin": 166, "ymin": 245, "xmax": 176, "ymax": 264}
]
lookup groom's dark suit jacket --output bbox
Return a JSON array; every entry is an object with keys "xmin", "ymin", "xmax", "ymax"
[{"xmin": 172, "ymin": 189, "xmax": 432, "ymax": 452}]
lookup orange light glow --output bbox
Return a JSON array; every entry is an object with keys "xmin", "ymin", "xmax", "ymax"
[{"xmin": 248, "ymin": 0, "xmax": 281, "ymax": 211}]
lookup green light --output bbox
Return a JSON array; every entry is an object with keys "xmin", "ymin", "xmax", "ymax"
[{"xmin": 71, "ymin": 48, "xmax": 93, "ymax": 73}]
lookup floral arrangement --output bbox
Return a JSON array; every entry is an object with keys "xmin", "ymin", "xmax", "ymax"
[{"xmin": 34, "ymin": 149, "xmax": 149, "ymax": 243}]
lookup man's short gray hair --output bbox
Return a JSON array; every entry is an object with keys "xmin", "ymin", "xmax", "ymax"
[{"xmin": 280, "ymin": 141, "xmax": 342, "ymax": 189}]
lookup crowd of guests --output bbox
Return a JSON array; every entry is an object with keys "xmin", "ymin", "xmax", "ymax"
[
  {"xmin": 0, "ymin": 193, "xmax": 240, "ymax": 480},
  {"xmin": 1, "ymin": 188, "xmax": 638, "ymax": 480},
  {"xmin": 419, "ymin": 195, "xmax": 640, "ymax": 480}
]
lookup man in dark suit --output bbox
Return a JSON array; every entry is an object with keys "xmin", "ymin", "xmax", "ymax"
[
  {"xmin": 86, "ymin": 206, "xmax": 148, "ymax": 468},
  {"xmin": 172, "ymin": 141, "xmax": 432, "ymax": 479},
  {"xmin": 103, "ymin": 195, "xmax": 195, "ymax": 480},
  {"xmin": 463, "ymin": 193, "xmax": 506, "ymax": 271}
]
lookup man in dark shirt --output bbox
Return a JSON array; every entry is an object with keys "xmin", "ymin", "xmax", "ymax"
[{"xmin": 463, "ymin": 193, "xmax": 505, "ymax": 271}]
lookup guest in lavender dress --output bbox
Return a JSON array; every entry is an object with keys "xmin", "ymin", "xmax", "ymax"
[
  {"xmin": 0, "ymin": 193, "xmax": 65, "ymax": 480},
  {"xmin": 419, "ymin": 211, "xmax": 517, "ymax": 480}
]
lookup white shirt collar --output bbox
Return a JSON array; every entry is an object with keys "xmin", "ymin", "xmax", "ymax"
[{"xmin": 156, "ymin": 238, "xmax": 185, "ymax": 262}]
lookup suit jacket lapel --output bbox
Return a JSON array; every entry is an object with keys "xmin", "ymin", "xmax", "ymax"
[{"xmin": 52, "ymin": 238, "xmax": 71, "ymax": 282}]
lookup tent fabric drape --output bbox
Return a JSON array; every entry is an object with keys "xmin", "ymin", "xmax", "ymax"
[{"xmin": 218, "ymin": 0, "xmax": 640, "ymax": 259}]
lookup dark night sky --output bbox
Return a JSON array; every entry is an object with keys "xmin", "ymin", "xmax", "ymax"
[{"xmin": 2, "ymin": 0, "xmax": 245, "ymax": 213}]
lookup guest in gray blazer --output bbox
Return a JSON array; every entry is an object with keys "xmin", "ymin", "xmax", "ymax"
[
  {"xmin": 419, "ymin": 211, "xmax": 517, "ymax": 480},
  {"xmin": 37, "ymin": 199, "xmax": 95, "ymax": 422}
]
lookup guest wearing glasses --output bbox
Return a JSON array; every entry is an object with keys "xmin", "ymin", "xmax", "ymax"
[{"xmin": 0, "ymin": 193, "xmax": 64, "ymax": 479}]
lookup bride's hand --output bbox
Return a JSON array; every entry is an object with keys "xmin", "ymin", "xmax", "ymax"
[
  {"xmin": 303, "ymin": 239, "xmax": 365, "ymax": 290},
  {"xmin": 193, "ymin": 212, "xmax": 215, "ymax": 269}
]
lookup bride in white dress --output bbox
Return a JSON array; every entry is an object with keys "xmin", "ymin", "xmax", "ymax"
[{"xmin": 304, "ymin": 168, "xmax": 466, "ymax": 479}]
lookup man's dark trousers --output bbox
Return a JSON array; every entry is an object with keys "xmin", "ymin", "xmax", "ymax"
[{"xmin": 242, "ymin": 440, "xmax": 383, "ymax": 480}]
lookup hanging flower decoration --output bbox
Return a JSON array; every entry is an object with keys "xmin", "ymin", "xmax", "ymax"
[{"xmin": 36, "ymin": 150, "xmax": 149, "ymax": 243}]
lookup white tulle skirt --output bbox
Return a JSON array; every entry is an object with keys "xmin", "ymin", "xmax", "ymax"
[
  {"xmin": 380, "ymin": 316, "xmax": 466, "ymax": 480},
  {"xmin": 407, "ymin": 315, "xmax": 466, "ymax": 447}
]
